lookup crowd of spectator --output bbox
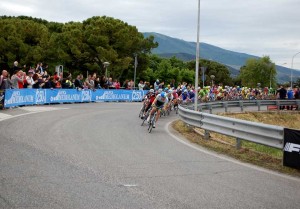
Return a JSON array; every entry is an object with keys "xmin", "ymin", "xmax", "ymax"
[
  {"xmin": 1, "ymin": 61, "xmax": 300, "ymax": 109},
  {"xmin": 0, "ymin": 61, "xmax": 152, "ymax": 91}
]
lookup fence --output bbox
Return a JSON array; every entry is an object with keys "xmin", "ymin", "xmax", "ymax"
[
  {"xmin": 178, "ymin": 100, "xmax": 300, "ymax": 149},
  {"xmin": 193, "ymin": 100, "xmax": 300, "ymax": 113},
  {"xmin": 3, "ymin": 89, "xmax": 147, "ymax": 108}
]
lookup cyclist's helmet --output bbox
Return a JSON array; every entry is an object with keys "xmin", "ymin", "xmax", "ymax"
[
  {"xmin": 157, "ymin": 88, "xmax": 163, "ymax": 94},
  {"xmin": 168, "ymin": 89, "xmax": 173, "ymax": 94},
  {"xmin": 160, "ymin": 92, "xmax": 166, "ymax": 98},
  {"xmin": 164, "ymin": 87, "xmax": 169, "ymax": 92},
  {"xmin": 149, "ymin": 89, "xmax": 155, "ymax": 94}
]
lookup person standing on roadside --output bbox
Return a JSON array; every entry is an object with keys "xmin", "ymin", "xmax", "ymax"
[
  {"xmin": 11, "ymin": 70, "xmax": 24, "ymax": 89},
  {"xmin": 277, "ymin": 85, "xmax": 287, "ymax": 110}
]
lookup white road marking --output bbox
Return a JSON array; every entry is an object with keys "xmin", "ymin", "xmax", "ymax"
[
  {"xmin": 123, "ymin": 184, "xmax": 138, "ymax": 187},
  {"xmin": 0, "ymin": 113, "xmax": 12, "ymax": 120},
  {"xmin": 166, "ymin": 121, "xmax": 300, "ymax": 182},
  {"xmin": 20, "ymin": 106, "xmax": 68, "ymax": 112},
  {"xmin": 0, "ymin": 106, "xmax": 69, "ymax": 122}
]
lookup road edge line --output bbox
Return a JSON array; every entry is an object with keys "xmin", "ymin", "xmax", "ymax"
[{"xmin": 165, "ymin": 121, "xmax": 300, "ymax": 182}]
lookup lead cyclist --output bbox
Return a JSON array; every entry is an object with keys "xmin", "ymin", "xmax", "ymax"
[{"xmin": 147, "ymin": 92, "xmax": 169, "ymax": 128}]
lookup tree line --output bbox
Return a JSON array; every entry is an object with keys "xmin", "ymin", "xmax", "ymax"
[{"xmin": 0, "ymin": 15, "xmax": 280, "ymax": 88}]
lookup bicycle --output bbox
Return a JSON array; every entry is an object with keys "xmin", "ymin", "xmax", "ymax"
[
  {"xmin": 138, "ymin": 98, "xmax": 149, "ymax": 118},
  {"xmin": 148, "ymin": 110, "xmax": 157, "ymax": 133},
  {"xmin": 141, "ymin": 107, "xmax": 151, "ymax": 126}
]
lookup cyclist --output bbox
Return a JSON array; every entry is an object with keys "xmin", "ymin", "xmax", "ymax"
[
  {"xmin": 180, "ymin": 89, "xmax": 190, "ymax": 104},
  {"xmin": 147, "ymin": 92, "xmax": 169, "ymax": 128},
  {"xmin": 141, "ymin": 89, "xmax": 156, "ymax": 119},
  {"xmin": 172, "ymin": 89, "xmax": 179, "ymax": 108},
  {"xmin": 164, "ymin": 89, "xmax": 174, "ymax": 112}
]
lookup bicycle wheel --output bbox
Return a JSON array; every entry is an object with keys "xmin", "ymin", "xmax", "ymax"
[
  {"xmin": 141, "ymin": 112, "xmax": 148, "ymax": 126},
  {"xmin": 139, "ymin": 105, "xmax": 145, "ymax": 117},
  {"xmin": 148, "ymin": 113, "xmax": 156, "ymax": 133}
]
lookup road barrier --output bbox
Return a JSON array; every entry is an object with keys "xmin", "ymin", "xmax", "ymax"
[
  {"xmin": 193, "ymin": 100, "xmax": 300, "ymax": 113},
  {"xmin": 3, "ymin": 89, "xmax": 147, "ymax": 108},
  {"xmin": 179, "ymin": 100, "xmax": 300, "ymax": 149}
]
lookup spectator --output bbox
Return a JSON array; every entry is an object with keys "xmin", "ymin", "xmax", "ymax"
[
  {"xmin": 138, "ymin": 80, "xmax": 145, "ymax": 90},
  {"xmin": 154, "ymin": 79, "xmax": 160, "ymax": 90},
  {"xmin": 0, "ymin": 70, "xmax": 10, "ymax": 90},
  {"xmin": 11, "ymin": 70, "xmax": 24, "ymax": 89},
  {"xmin": 36, "ymin": 62, "xmax": 44, "ymax": 75},
  {"xmin": 32, "ymin": 73, "xmax": 42, "ymax": 89},
  {"xmin": 143, "ymin": 82, "xmax": 150, "ymax": 90},
  {"xmin": 26, "ymin": 70, "xmax": 36, "ymax": 88},
  {"xmin": 107, "ymin": 77, "xmax": 113, "ymax": 89},
  {"xmin": 294, "ymin": 87, "xmax": 300, "ymax": 99},
  {"xmin": 128, "ymin": 80, "xmax": 134, "ymax": 89},
  {"xmin": 43, "ymin": 76, "xmax": 55, "ymax": 89},
  {"xmin": 277, "ymin": 85, "xmax": 287, "ymax": 110},
  {"xmin": 18, "ymin": 71, "xmax": 27, "ymax": 89},
  {"xmin": 113, "ymin": 79, "xmax": 120, "ymax": 89},
  {"xmin": 74, "ymin": 74, "xmax": 84, "ymax": 89},
  {"xmin": 123, "ymin": 79, "xmax": 129, "ymax": 89},
  {"xmin": 94, "ymin": 77, "xmax": 101, "ymax": 89},
  {"xmin": 100, "ymin": 76, "xmax": 108, "ymax": 89},
  {"xmin": 85, "ymin": 74, "xmax": 94, "ymax": 89}
]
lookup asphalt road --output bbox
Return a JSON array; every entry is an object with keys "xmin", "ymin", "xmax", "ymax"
[{"xmin": 0, "ymin": 103, "xmax": 300, "ymax": 209}]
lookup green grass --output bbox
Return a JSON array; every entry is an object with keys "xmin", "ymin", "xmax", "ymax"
[{"xmin": 172, "ymin": 118, "xmax": 300, "ymax": 177}]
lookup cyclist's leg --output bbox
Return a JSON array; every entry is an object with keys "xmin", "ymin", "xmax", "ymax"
[
  {"xmin": 142, "ymin": 103, "xmax": 151, "ymax": 118},
  {"xmin": 155, "ymin": 108, "xmax": 161, "ymax": 122},
  {"xmin": 148, "ymin": 106, "xmax": 157, "ymax": 121}
]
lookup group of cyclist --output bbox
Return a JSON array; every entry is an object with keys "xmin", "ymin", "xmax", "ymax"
[
  {"xmin": 139, "ymin": 87, "xmax": 180, "ymax": 129},
  {"xmin": 138, "ymin": 81, "xmax": 299, "ymax": 131}
]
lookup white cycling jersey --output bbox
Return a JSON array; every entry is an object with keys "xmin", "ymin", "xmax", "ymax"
[{"xmin": 155, "ymin": 94, "xmax": 169, "ymax": 107}]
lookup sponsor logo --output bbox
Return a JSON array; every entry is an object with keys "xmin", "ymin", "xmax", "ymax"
[
  {"xmin": 81, "ymin": 90, "xmax": 92, "ymax": 102},
  {"xmin": 4, "ymin": 90, "xmax": 34, "ymax": 106},
  {"xmin": 132, "ymin": 91, "xmax": 143, "ymax": 101},
  {"xmin": 96, "ymin": 91, "xmax": 130, "ymax": 101},
  {"xmin": 35, "ymin": 90, "xmax": 46, "ymax": 104},
  {"xmin": 50, "ymin": 90, "xmax": 80, "ymax": 102},
  {"xmin": 284, "ymin": 143, "xmax": 300, "ymax": 153}
]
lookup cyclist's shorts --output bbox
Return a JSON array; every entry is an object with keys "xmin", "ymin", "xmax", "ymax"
[{"xmin": 152, "ymin": 103, "xmax": 164, "ymax": 110}]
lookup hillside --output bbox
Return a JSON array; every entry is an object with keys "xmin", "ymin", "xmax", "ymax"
[{"xmin": 143, "ymin": 32, "xmax": 299, "ymax": 83}]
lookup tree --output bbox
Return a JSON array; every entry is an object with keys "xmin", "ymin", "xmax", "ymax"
[
  {"xmin": 239, "ymin": 56, "xmax": 276, "ymax": 88},
  {"xmin": 0, "ymin": 16, "xmax": 158, "ymax": 78},
  {"xmin": 186, "ymin": 59, "xmax": 233, "ymax": 86}
]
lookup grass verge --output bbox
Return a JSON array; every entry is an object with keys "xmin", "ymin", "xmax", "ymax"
[{"xmin": 172, "ymin": 119, "xmax": 300, "ymax": 177}]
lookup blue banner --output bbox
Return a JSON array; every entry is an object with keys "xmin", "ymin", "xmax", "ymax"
[{"xmin": 4, "ymin": 89, "xmax": 147, "ymax": 108}]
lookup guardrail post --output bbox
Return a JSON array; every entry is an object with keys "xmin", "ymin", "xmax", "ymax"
[
  {"xmin": 208, "ymin": 105, "xmax": 213, "ymax": 114},
  {"xmin": 239, "ymin": 101, "xmax": 244, "ymax": 112},
  {"xmin": 223, "ymin": 102, "xmax": 228, "ymax": 112},
  {"xmin": 256, "ymin": 100, "xmax": 261, "ymax": 111},
  {"xmin": 236, "ymin": 138, "xmax": 242, "ymax": 149},
  {"xmin": 296, "ymin": 101, "xmax": 300, "ymax": 110},
  {"xmin": 204, "ymin": 130, "xmax": 210, "ymax": 140},
  {"xmin": 276, "ymin": 100, "xmax": 281, "ymax": 110},
  {"xmin": 198, "ymin": 105, "xmax": 202, "ymax": 112}
]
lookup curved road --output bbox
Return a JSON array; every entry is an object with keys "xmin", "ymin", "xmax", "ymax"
[{"xmin": 0, "ymin": 103, "xmax": 300, "ymax": 209}]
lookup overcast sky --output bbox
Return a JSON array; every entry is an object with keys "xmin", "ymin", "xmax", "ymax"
[{"xmin": 1, "ymin": 0, "xmax": 300, "ymax": 70}]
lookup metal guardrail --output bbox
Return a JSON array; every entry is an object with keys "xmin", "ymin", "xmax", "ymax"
[
  {"xmin": 191, "ymin": 99, "xmax": 300, "ymax": 113},
  {"xmin": 177, "ymin": 100, "xmax": 300, "ymax": 149}
]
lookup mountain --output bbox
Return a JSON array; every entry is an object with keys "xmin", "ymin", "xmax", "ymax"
[{"xmin": 143, "ymin": 32, "xmax": 299, "ymax": 83}]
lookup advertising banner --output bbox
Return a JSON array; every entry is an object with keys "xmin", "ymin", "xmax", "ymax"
[
  {"xmin": 4, "ymin": 89, "xmax": 146, "ymax": 108},
  {"xmin": 283, "ymin": 128, "xmax": 300, "ymax": 169}
]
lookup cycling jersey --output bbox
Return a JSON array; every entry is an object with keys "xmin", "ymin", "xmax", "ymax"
[
  {"xmin": 167, "ymin": 94, "xmax": 173, "ymax": 102},
  {"xmin": 182, "ymin": 93, "xmax": 189, "ymax": 101},
  {"xmin": 154, "ymin": 94, "xmax": 168, "ymax": 108},
  {"xmin": 172, "ymin": 92, "xmax": 178, "ymax": 99}
]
